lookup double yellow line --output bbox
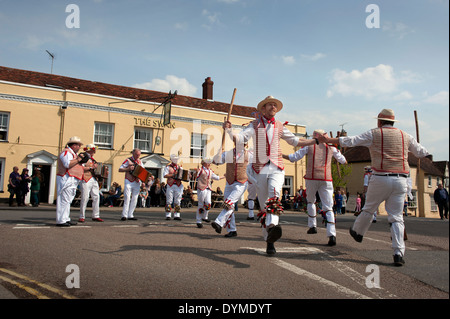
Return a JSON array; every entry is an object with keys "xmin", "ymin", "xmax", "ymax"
[{"xmin": 0, "ymin": 268, "xmax": 76, "ymax": 299}]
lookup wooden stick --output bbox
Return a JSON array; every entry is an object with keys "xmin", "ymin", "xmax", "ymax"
[{"xmin": 221, "ymin": 88, "xmax": 237, "ymax": 151}]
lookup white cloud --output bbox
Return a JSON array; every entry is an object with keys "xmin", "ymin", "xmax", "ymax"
[
  {"xmin": 281, "ymin": 55, "xmax": 296, "ymax": 65},
  {"xmin": 300, "ymin": 52, "xmax": 326, "ymax": 61},
  {"xmin": 382, "ymin": 21, "xmax": 415, "ymax": 39},
  {"xmin": 393, "ymin": 91, "xmax": 413, "ymax": 101},
  {"xmin": 133, "ymin": 75, "xmax": 197, "ymax": 96},
  {"xmin": 174, "ymin": 22, "xmax": 188, "ymax": 30},
  {"xmin": 423, "ymin": 91, "xmax": 449, "ymax": 106},
  {"xmin": 202, "ymin": 9, "xmax": 221, "ymax": 29},
  {"xmin": 326, "ymin": 64, "xmax": 420, "ymax": 99}
]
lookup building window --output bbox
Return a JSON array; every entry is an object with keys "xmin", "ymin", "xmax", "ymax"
[
  {"xmin": 283, "ymin": 176, "xmax": 293, "ymax": 195},
  {"xmin": 99, "ymin": 164, "xmax": 112, "ymax": 192},
  {"xmin": 408, "ymin": 191, "xmax": 417, "ymax": 208},
  {"xmin": 94, "ymin": 123, "xmax": 114, "ymax": 149},
  {"xmin": 134, "ymin": 128, "xmax": 153, "ymax": 153},
  {"xmin": 427, "ymin": 175, "xmax": 432, "ymax": 188},
  {"xmin": 430, "ymin": 194, "xmax": 438, "ymax": 212},
  {"xmin": 0, "ymin": 158, "xmax": 5, "ymax": 192},
  {"xmin": 0, "ymin": 112, "xmax": 9, "ymax": 141},
  {"xmin": 191, "ymin": 133, "xmax": 207, "ymax": 158}
]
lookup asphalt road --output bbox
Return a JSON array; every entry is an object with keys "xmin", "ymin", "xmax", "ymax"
[{"xmin": 0, "ymin": 204, "xmax": 448, "ymax": 307}]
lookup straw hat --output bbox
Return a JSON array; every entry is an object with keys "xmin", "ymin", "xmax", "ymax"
[
  {"xmin": 66, "ymin": 136, "xmax": 83, "ymax": 145},
  {"xmin": 170, "ymin": 154, "xmax": 179, "ymax": 164},
  {"xmin": 83, "ymin": 144, "xmax": 97, "ymax": 152},
  {"xmin": 201, "ymin": 157, "xmax": 213, "ymax": 164},
  {"xmin": 257, "ymin": 96, "xmax": 283, "ymax": 113},
  {"xmin": 375, "ymin": 108, "xmax": 398, "ymax": 122}
]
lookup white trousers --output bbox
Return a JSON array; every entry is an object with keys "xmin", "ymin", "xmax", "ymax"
[
  {"xmin": 215, "ymin": 181, "xmax": 248, "ymax": 232},
  {"xmin": 56, "ymin": 174, "xmax": 80, "ymax": 224},
  {"xmin": 249, "ymin": 164, "xmax": 285, "ymax": 241},
  {"xmin": 247, "ymin": 182, "xmax": 257, "ymax": 218},
  {"xmin": 197, "ymin": 188, "xmax": 212, "ymax": 223},
  {"xmin": 352, "ymin": 175, "xmax": 407, "ymax": 256},
  {"xmin": 305, "ymin": 179, "xmax": 336, "ymax": 237},
  {"xmin": 79, "ymin": 178, "xmax": 100, "ymax": 219},
  {"xmin": 121, "ymin": 179, "xmax": 141, "ymax": 218},
  {"xmin": 165, "ymin": 184, "xmax": 184, "ymax": 218}
]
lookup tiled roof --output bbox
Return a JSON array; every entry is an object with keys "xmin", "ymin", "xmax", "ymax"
[
  {"xmin": 343, "ymin": 146, "xmax": 443, "ymax": 176},
  {"xmin": 0, "ymin": 66, "xmax": 257, "ymax": 118}
]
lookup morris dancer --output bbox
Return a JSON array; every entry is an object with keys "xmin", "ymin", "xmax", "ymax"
[
  {"xmin": 79, "ymin": 144, "xmax": 104, "ymax": 222},
  {"xmin": 195, "ymin": 158, "xmax": 223, "ymax": 228},
  {"xmin": 163, "ymin": 154, "xmax": 184, "ymax": 220},
  {"xmin": 118, "ymin": 148, "xmax": 142, "ymax": 221},
  {"xmin": 223, "ymin": 96, "xmax": 319, "ymax": 254},
  {"xmin": 283, "ymin": 129, "xmax": 347, "ymax": 246},
  {"xmin": 56, "ymin": 136, "xmax": 85, "ymax": 227},
  {"xmin": 320, "ymin": 109, "xmax": 429, "ymax": 266},
  {"xmin": 211, "ymin": 144, "xmax": 248, "ymax": 237}
]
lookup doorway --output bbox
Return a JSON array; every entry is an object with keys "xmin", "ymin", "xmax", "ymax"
[{"xmin": 32, "ymin": 164, "xmax": 51, "ymax": 204}]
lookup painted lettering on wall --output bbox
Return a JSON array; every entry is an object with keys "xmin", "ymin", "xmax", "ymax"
[{"xmin": 134, "ymin": 117, "xmax": 175, "ymax": 129}]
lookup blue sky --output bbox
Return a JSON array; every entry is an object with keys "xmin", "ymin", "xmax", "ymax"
[{"xmin": 1, "ymin": 0, "xmax": 448, "ymax": 160}]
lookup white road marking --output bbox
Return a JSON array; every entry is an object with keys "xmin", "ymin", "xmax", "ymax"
[{"xmin": 272, "ymin": 258, "xmax": 372, "ymax": 299}]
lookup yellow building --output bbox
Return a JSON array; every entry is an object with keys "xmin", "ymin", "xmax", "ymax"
[{"xmin": 0, "ymin": 66, "xmax": 307, "ymax": 205}]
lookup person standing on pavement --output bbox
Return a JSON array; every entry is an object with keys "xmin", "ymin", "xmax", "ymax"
[
  {"xmin": 56, "ymin": 136, "xmax": 85, "ymax": 226},
  {"xmin": 434, "ymin": 184, "xmax": 449, "ymax": 220},
  {"xmin": 79, "ymin": 144, "xmax": 103, "ymax": 223},
  {"xmin": 8, "ymin": 166, "xmax": 22, "ymax": 207},
  {"xmin": 119, "ymin": 148, "xmax": 142, "ymax": 221},
  {"xmin": 320, "ymin": 109, "xmax": 429, "ymax": 266}
]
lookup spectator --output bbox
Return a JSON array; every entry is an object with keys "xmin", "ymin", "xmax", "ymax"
[
  {"xmin": 138, "ymin": 183, "xmax": 148, "ymax": 208},
  {"xmin": 8, "ymin": 166, "xmax": 22, "ymax": 207},
  {"xmin": 341, "ymin": 190, "xmax": 347, "ymax": 214},
  {"xmin": 106, "ymin": 182, "xmax": 122, "ymax": 207},
  {"xmin": 150, "ymin": 178, "xmax": 162, "ymax": 207},
  {"xmin": 281, "ymin": 190, "xmax": 291, "ymax": 210},
  {"xmin": 355, "ymin": 193, "xmax": 362, "ymax": 216},
  {"xmin": 30, "ymin": 168, "xmax": 42, "ymax": 207},
  {"xmin": 19, "ymin": 168, "xmax": 31, "ymax": 206},
  {"xmin": 434, "ymin": 184, "xmax": 449, "ymax": 220},
  {"xmin": 335, "ymin": 190, "xmax": 343, "ymax": 214}
]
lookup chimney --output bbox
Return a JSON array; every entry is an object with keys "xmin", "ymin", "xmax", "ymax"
[{"xmin": 202, "ymin": 77, "xmax": 214, "ymax": 100}]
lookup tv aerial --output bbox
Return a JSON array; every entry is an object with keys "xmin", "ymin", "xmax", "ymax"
[
  {"xmin": 339, "ymin": 122, "xmax": 347, "ymax": 131},
  {"xmin": 45, "ymin": 50, "xmax": 55, "ymax": 74}
]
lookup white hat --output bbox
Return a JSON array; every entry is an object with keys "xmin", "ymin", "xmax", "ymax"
[
  {"xmin": 66, "ymin": 136, "xmax": 83, "ymax": 145},
  {"xmin": 313, "ymin": 129, "xmax": 326, "ymax": 135},
  {"xmin": 375, "ymin": 109, "xmax": 398, "ymax": 122},
  {"xmin": 257, "ymin": 96, "xmax": 283, "ymax": 113},
  {"xmin": 201, "ymin": 157, "xmax": 213, "ymax": 164},
  {"xmin": 170, "ymin": 154, "xmax": 179, "ymax": 164},
  {"xmin": 83, "ymin": 144, "xmax": 97, "ymax": 151}
]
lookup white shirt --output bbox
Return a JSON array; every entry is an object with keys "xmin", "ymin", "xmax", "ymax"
[
  {"xmin": 230, "ymin": 117, "xmax": 299, "ymax": 147},
  {"xmin": 228, "ymin": 117, "xmax": 299, "ymax": 173},
  {"xmin": 59, "ymin": 147, "xmax": 77, "ymax": 169},
  {"xmin": 288, "ymin": 145, "xmax": 347, "ymax": 164},
  {"xmin": 338, "ymin": 126, "xmax": 429, "ymax": 158}
]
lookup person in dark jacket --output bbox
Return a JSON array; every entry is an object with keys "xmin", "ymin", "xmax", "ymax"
[{"xmin": 434, "ymin": 184, "xmax": 449, "ymax": 220}]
